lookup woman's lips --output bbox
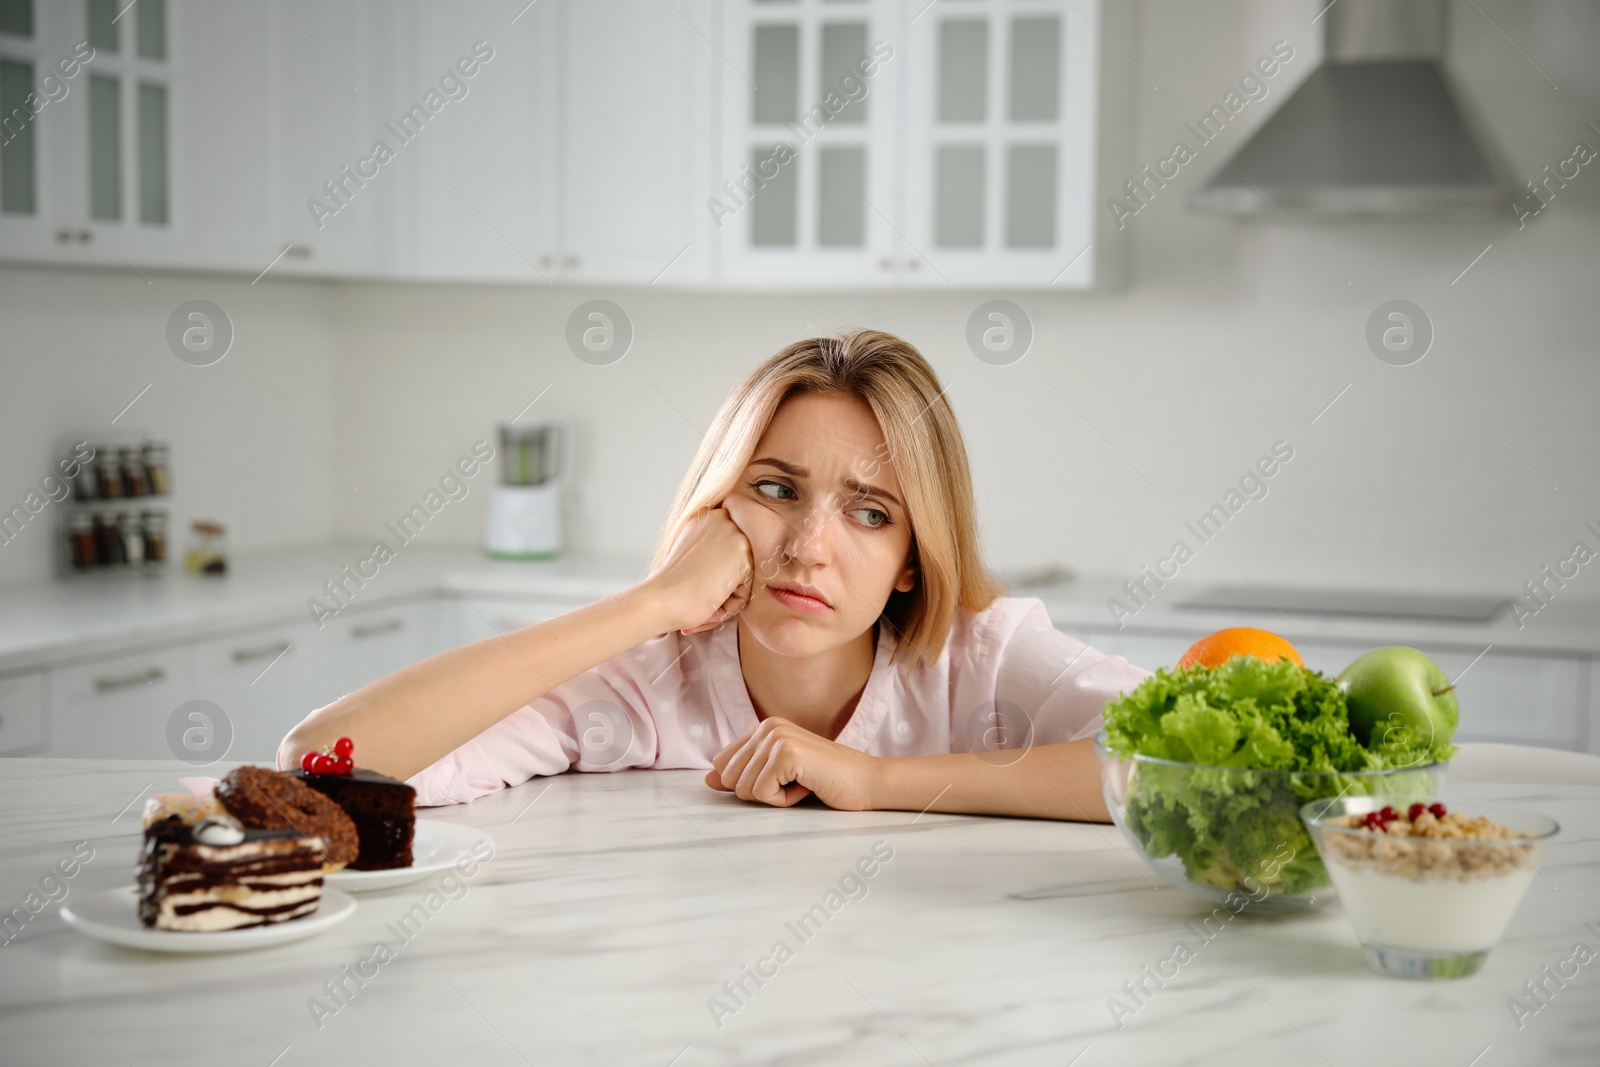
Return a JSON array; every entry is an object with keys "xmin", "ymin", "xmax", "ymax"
[{"xmin": 766, "ymin": 585, "xmax": 832, "ymax": 615}]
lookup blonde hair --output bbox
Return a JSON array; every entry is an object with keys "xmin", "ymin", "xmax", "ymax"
[{"xmin": 650, "ymin": 329, "xmax": 1005, "ymax": 668}]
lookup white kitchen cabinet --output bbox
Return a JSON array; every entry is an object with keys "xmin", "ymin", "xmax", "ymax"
[
  {"xmin": 717, "ymin": 0, "xmax": 902, "ymax": 287},
  {"xmin": 395, "ymin": 0, "xmax": 561, "ymax": 284},
  {"xmin": 562, "ymin": 0, "xmax": 713, "ymax": 285},
  {"xmin": 0, "ymin": 0, "xmax": 191, "ymax": 268},
  {"xmin": 264, "ymin": 0, "xmax": 398, "ymax": 279},
  {"xmin": 47, "ymin": 643, "xmax": 193, "ymax": 759},
  {"xmin": 447, "ymin": 596, "xmax": 582, "ymax": 649},
  {"xmin": 0, "ymin": 670, "xmax": 46, "ymax": 755},
  {"xmin": 715, "ymin": 0, "xmax": 1107, "ymax": 289},
  {"xmin": 189, "ymin": 620, "xmax": 312, "ymax": 763},
  {"xmin": 396, "ymin": 0, "xmax": 713, "ymax": 286},
  {"xmin": 300, "ymin": 600, "xmax": 435, "ymax": 710},
  {"xmin": 901, "ymin": 0, "xmax": 1101, "ymax": 288}
]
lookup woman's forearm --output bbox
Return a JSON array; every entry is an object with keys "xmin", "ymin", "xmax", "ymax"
[
  {"xmin": 869, "ymin": 738, "xmax": 1110, "ymax": 822},
  {"xmin": 278, "ymin": 583, "xmax": 673, "ymax": 781}
]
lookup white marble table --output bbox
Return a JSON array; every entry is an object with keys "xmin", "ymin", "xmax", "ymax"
[{"xmin": 2, "ymin": 760, "xmax": 1597, "ymax": 1066}]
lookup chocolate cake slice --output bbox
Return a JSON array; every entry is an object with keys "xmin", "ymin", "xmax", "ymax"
[
  {"xmin": 292, "ymin": 768, "xmax": 416, "ymax": 870},
  {"xmin": 138, "ymin": 816, "xmax": 326, "ymax": 931}
]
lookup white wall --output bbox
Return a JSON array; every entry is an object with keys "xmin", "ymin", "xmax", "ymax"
[
  {"xmin": 3, "ymin": 0, "xmax": 1596, "ymax": 603},
  {"xmin": 0, "ymin": 268, "xmax": 340, "ymax": 586}
]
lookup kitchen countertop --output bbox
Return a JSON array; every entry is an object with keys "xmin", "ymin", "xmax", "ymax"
[
  {"xmin": 2, "ymin": 760, "xmax": 1596, "ymax": 1065},
  {"xmin": 8, "ymin": 544, "xmax": 1600, "ymax": 677}
]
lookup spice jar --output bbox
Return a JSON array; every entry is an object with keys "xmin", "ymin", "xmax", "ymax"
[
  {"xmin": 186, "ymin": 521, "xmax": 227, "ymax": 575},
  {"xmin": 118, "ymin": 512, "xmax": 144, "ymax": 564},
  {"xmin": 93, "ymin": 513, "xmax": 123, "ymax": 566},
  {"xmin": 143, "ymin": 441, "xmax": 170, "ymax": 496},
  {"xmin": 74, "ymin": 448, "xmax": 99, "ymax": 500},
  {"xmin": 141, "ymin": 510, "xmax": 167, "ymax": 563},
  {"xmin": 121, "ymin": 447, "xmax": 148, "ymax": 498},
  {"xmin": 68, "ymin": 512, "xmax": 95, "ymax": 570},
  {"xmin": 97, "ymin": 452, "xmax": 123, "ymax": 499}
]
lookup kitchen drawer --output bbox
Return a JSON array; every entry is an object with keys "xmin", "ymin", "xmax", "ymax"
[
  {"xmin": 192, "ymin": 622, "xmax": 314, "ymax": 764},
  {"xmin": 302, "ymin": 602, "xmax": 434, "ymax": 709},
  {"xmin": 0, "ymin": 671, "xmax": 46, "ymax": 755},
  {"xmin": 47, "ymin": 647, "xmax": 194, "ymax": 759},
  {"xmin": 449, "ymin": 598, "xmax": 587, "ymax": 649}
]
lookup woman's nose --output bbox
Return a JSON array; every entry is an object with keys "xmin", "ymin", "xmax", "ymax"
[{"xmin": 782, "ymin": 499, "xmax": 834, "ymax": 567}]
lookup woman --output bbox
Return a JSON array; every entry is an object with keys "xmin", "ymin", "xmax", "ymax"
[{"xmin": 280, "ymin": 330, "xmax": 1147, "ymax": 819}]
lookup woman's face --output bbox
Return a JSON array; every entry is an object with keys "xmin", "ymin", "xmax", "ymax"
[{"xmin": 722, "ymin": 391, "xmax": 916, "ymax": 659}]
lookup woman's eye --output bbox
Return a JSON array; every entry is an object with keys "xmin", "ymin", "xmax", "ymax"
[
  {"xmin": 752, "ymin": 480, "xmax": 794, "ymax": 501},
  {"xmin": 848, "ymin": 508, "xmax": 889, "ymax": 528}
]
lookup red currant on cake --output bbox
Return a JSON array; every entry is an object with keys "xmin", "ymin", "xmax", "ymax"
[
  {"xmin": 301, "ymin": 751, "xmax": 319, "ymax": 772},
  {"xmin": 334, "ymin": 755, "xmax": 354, "ymax": 775},
  {"xmin": 312, "ymin": 754, "xmax": 337, "ymax": 775},
  {"xmin": 334, "ymin": 737, "xmax": 354, "ymax": 758}
]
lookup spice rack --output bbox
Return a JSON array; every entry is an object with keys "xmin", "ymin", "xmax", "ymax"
[{"xmin": 57, "ymin": 433, "xmax": 172, "ymax": 578}]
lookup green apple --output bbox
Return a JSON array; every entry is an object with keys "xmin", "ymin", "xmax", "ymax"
[{"xmin": 1337, "ymin": 646, "xmax": 1459, "ymax": 758}]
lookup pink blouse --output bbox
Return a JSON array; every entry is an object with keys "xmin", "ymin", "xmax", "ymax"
[{"xmin": 405, "ymin": 596, "xmax": 1151, "ymax": 807}]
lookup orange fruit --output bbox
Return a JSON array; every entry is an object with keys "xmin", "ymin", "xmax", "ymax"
[{"xmin": 1177, "ymin": 627, "xmax": 1304, "ymax": 670}]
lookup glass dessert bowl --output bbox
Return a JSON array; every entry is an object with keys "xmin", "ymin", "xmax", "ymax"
[
  {"xmin": 1301, "ymin": 796, "xmax": 1559, "ymax": 979},
  {"xmin": 1095, "ymin": 734, "xmax": 1447, "ymax": 914}
]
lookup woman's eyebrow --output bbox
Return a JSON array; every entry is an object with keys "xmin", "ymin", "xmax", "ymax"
[{"xmin": 750, "ymin": 456, "xmax": 804, "ymax": 476}]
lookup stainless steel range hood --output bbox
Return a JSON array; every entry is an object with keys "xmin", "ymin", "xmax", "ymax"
[{"xmin": 1191, "ymin": 0, "xmax": 1509, "ymax": 218}]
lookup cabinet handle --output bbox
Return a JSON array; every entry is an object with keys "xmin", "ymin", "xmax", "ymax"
[
  {"xmin": 564, "ymin": 254, "xmax": 580, "ymax": 269},
  {"xmin": 95, "ymin": 667, "xmax": 165, "ymax": 691},
  {"xmin": 79, "ymin": 230, "xmax": 92, "ymax": 242},
  {"xmin": 350, "ymin": 619, "xmax": 404, "ymax": 640},
  {"xmin": 232, "ymin": 640, "xmax": 292, "ymax": 663},
  {"xmin": 905, "ymin": 258, "xmax": 920, "ymax": 272},
  {"xmin": 877, "ymin": 257, "xmax": 893, "ymax": 271},
  {"xmin": 539, "ymin": 253, "xmax": 554, "ymax": 268},
  {"xmin": 285, "ymin": 244, "xmax": 313, "ymax": 259},
  {"xmin": 56, "ymin": 229, "xmax": 72, "ymax": 243}
]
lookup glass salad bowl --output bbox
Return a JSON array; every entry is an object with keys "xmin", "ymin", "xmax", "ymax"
[
  {"xmin": 1094, "ymin": 733, "xmax": 1447, "ymax": 914},
  {"xmin": 1301, "ymin": 796, "xmax": 1558, "ymax": 978}
]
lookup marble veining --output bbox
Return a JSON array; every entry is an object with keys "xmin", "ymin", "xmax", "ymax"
[{"xmin": 1, "ymin": 759, "xmax": 1597, "ymax": 1065}]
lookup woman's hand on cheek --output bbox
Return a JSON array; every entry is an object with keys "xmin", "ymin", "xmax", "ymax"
[{"xmin": 704, "ymin": 718, "xmax": 875, "ymax": 811}]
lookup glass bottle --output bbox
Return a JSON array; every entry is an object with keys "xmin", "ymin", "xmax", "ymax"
[
  {"xmin": 121, "ymin": 447, "xmax": 148, "ymax": 498},
  {"xmin": 141, "ymin": 510, "xmax": 167, "ymax": 563},
  {"xmin": 143, "ymin": 441, "xmax": 170, "ymax": 496},
  {"xmin": 118, "ymin": 512, "xmax": 144, "ymax": 564},
  {"xmin": 97, "ymin": 452, "xmax": 123, "ymax": 499},
  {"xmin": 74, "ymin": 449, "xmax": 99, "ymax": 500},
  {"xmin": 187, "ymin": 521, "xmax": 227, "ymax": 575},
  {"xmin": 93, "ymin": 513, "xmax": 123, "ymax": 566},
  {"xmin": 68, "ymin": 512, "xmax": 95, "ymax": 570}
]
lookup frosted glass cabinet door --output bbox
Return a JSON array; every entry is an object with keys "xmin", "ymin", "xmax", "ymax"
[
  {"xmin": 902, "ymin": 0, "xmax": 1100, "ymax": 288},
  {"xmin": 717, "ymin": 0, "xmax": 902, "ymax": 287}
]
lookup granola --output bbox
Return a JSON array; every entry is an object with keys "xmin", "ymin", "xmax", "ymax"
[{"xmin": 1321, "ymin": 806, "xmax": 1538, "ymax": 882}]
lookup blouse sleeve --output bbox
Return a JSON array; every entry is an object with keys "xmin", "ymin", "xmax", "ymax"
[
  {"xmin": 404, "ymin": 643, "xmax": 665, "ymax": 808},
  {"xmin": 993, "ymin": 600, "xmax": 1151, "ymax": 745}
]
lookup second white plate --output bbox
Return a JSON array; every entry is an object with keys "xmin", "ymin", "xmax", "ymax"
[{"xmin": 325, "ymin": 819, "xmax": 495, "ymax": 893}]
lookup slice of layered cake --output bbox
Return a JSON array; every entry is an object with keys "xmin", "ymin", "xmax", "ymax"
[
  {"xmin": 138, "ymin": 813, "xmax": 326, "ymax": 931},
  {"xmin": 293, "ymin": 737, "xmax": 417, "ymax": 871}
]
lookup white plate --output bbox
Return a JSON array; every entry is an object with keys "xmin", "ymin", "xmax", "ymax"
[
  {"xmin": 61, "ymin": 886, "xmax": 357, "ymax": 955},
  {"xmin": 325, "ymin": 819, "xmax": 495, "ymax": 893}
]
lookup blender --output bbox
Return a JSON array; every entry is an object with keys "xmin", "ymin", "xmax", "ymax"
[{"xmin": 484, "ymin": 419, "xmax": 568, "ymax": 559}]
